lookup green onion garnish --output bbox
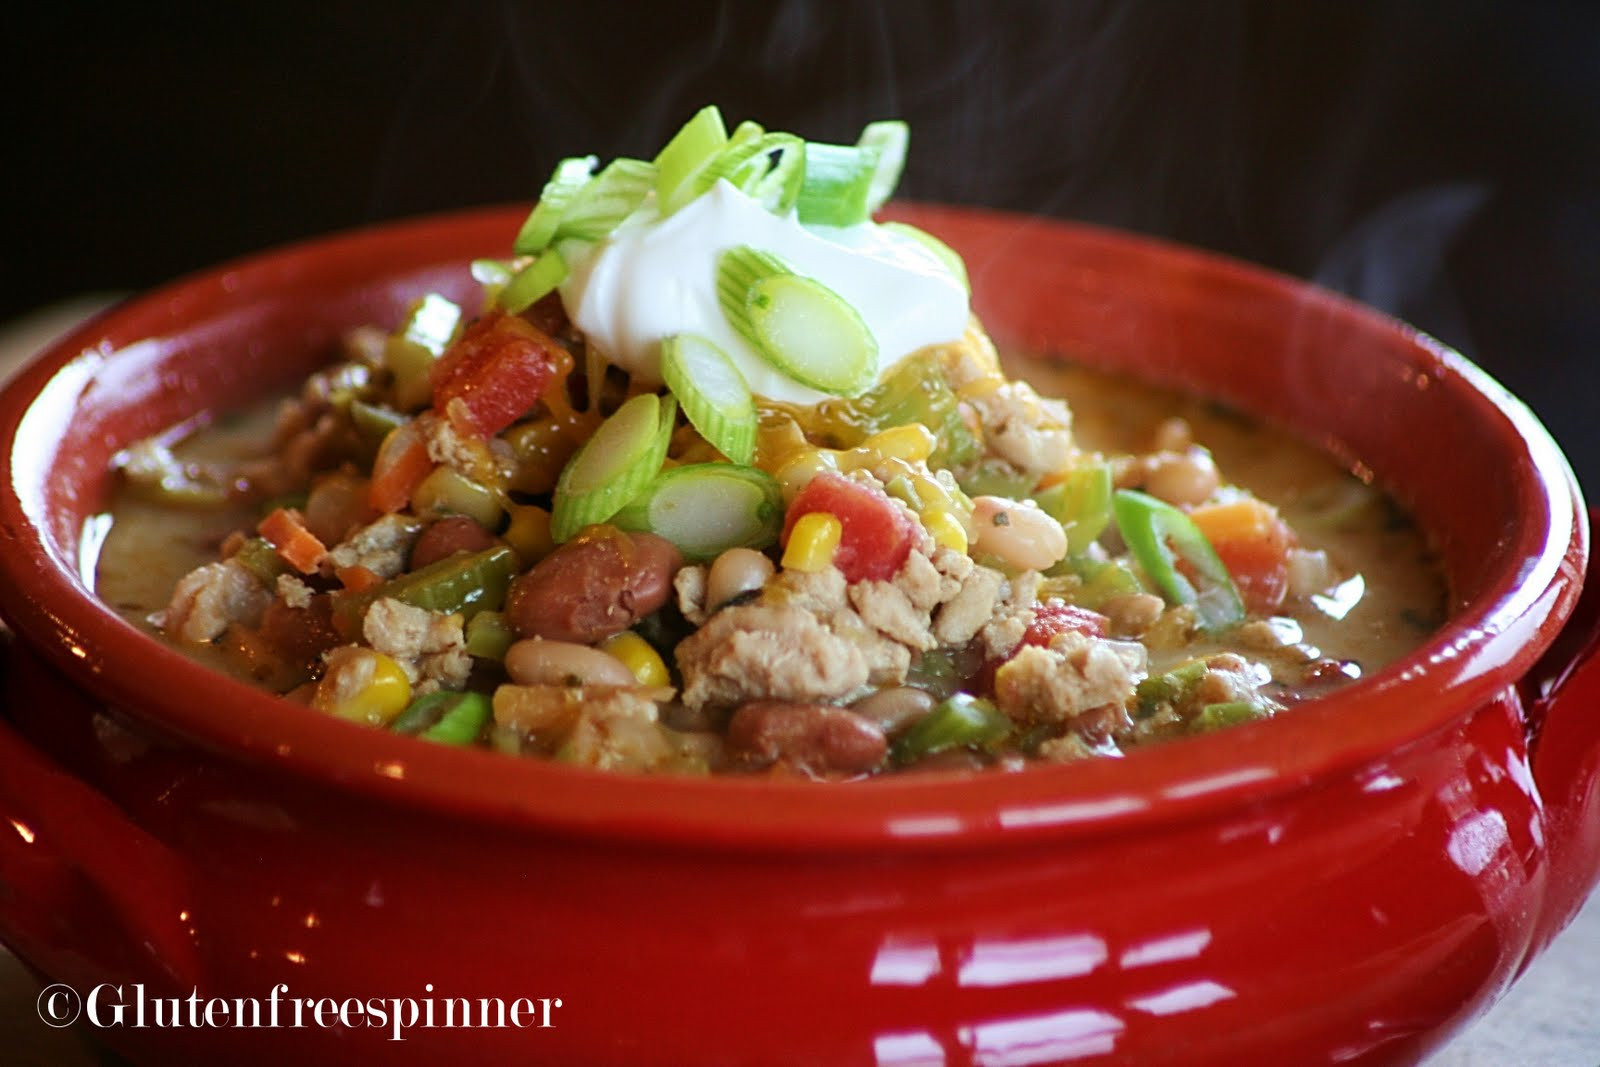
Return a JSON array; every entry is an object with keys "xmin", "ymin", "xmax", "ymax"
[
  {"xmin": 660, "ymin": 333, "xmax": 756, "ymax": 464},
  {"xmin": 881, "ymin": 221, "xmax": 970, "ymax": 292},
  {"xmin": 857, "ymin": 120, "xmax": 908, "ymax": 214},
  {"xmin": 1112, "ymin": 489, "xmax": 1245, "ymax": 634},
  {"xmin": 515, "ymin": 155, "xmax": 598, "ymax": 255},
  {"xmin": 613, "ymin": 463, "xmax": 783, "ymax": 561},
  {"xmin": 655, "ymin": 105, "xmax": 730, "ymax": 217},
  {"xmin": 550, "ymin": 392, "xmax": 677, "ymax": 542},
  {"xmin": 554, "ymin": 157, "xmax": 657, "ymax": 243},
  {"xmin": 497, "ymin": 247, "xmax": 568, "ymax": 314},
  {"xmin": 795, "ymin": 141, "xmax": 882, "ymax": 227},
  {"xmin": 716, "ymin": 246, "xmax": 878, "ymax": 396}
]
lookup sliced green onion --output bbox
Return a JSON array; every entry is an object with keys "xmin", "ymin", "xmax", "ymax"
[
  {"xmin": 881, "ymin": 221, "xmax": 969, "ymax": 292},
  {"xmin": 515, "ymin": 155, "xmax": 598, "ymax": 255},
  {"xmin": 470, "ymin": 258, "xmax": 513, "ymax": 290},
  {"xmin": 716, "ymin": 246, "xmax": 877, "ymax": 396},
  {"xmin": 554, "ymin": 158, "xmax": 657, "ymax": 243},
  {"xmin": 660, "ymin": 333, "xmax": 756, "ymax": 464},
  {"xmin": 1112, "ymin": 489, "xmax": 1245, "ymax": 634},
  {"xmin": 693, "ymin": 133, "xmax": 805, "ymax": 214},
  {"xmin": 550, "ymin": 392, "xmax": 676, "ymax": 541},
  {"xmin": 612, "ymin": 463, "xmax": 782, "ymax": 561},
  {"xmin": 728, "ymin": 119, "xmax": 765, "ymax": 148},
  {"xmin": 796, "ymin": 141, "xmax": 881, "ymax": 227},
  {"xmin": 891, "ymin": 693, "xmax": 1012, "ymax": 765},
  {"xmin": 857, "ymin": 119, "xmax": 909, "ymax": 213},
  {"xmin": 1035, "ymin": 462, "xmax": 1113, "ymax": 557},
  {"xmin": 497, "ymin": 247, "xmax": 568, "ymax": 314},
  {"xmin": 420, "ymin": 691, "xmax": 494, "ymax": 745},
  {"xmin": 656, "ymin": 105, "xmax": 729, "ymax": 216}
]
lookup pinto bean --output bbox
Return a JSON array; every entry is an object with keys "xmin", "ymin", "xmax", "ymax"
[
  {"xmin": 504, "ymin": 638, "xmax": 637, "ymax": 687},
  {"xmin": 850, "ymin": 686, "xmax": 936, "ymax": 736},
  {"xmin": 410, "ymin": 515, "xmax": 500, "ymax": 570},
  {"xmin": 726, "ymin": 700, "xmax": 887, "ymax": 777},
  {"xmin": 504, "ymin": 526, "xmax": 682, "ymax": 643}
]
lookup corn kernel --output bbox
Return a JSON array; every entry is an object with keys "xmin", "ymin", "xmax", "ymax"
[
  {"xmin": 861, "ymin": 424, "xmax": 936, "ymax": 465},
  {"xmin": 924, "ymin": 509, "xmax": 969, "ymax": 554},
  {"xmin": 316, "ymin": 648, "xmax": 413, "ymax": 726},
  {"xmin": 503, "ymin": 503, "xmax": 554, "ymax": 564},
  {"xmin": 782, "ymin": 512, "xmax": 843, "ymax": 572},
  {"xmin": 601, "ymin": 631, "xmax": 671, "ymax": 688}
]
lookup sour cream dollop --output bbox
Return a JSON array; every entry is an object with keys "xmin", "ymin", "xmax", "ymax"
[{"xmin": 560, "ymin": 181, "xmax": 969, "ymax": 406}]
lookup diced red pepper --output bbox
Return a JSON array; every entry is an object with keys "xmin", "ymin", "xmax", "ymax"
[
  {"xmin": 781, "ymin": 472, "xmax": 917, "ymax": 583},
  {"xmin": 973, "ymin": 600, "xmax": 1108, "ymax": 693},
  {"xmin": 1189, "ymin": 499, "xmax": 1292, "ymax": 614},
  {"xmin": 430, "ymin": 312, "xmax": 563, "ymax": 438}
]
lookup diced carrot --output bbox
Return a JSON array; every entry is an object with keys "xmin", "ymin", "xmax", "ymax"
[
  {"xmin": 257, "ymin": 507, "xmax": 328, "ymax": 575},
  {"xmin": 335, "ymin": 565, "xmax": 385, "ymax": 593},
  {"xmin": 368, "ymin": 420, "xmax": 434, "ymax": 514},
  {"xmin": 1189, "ymin": 498, "xmax": 1292, "ymax": 613}
]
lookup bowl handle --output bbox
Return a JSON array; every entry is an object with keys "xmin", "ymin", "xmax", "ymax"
[
  {"xmin": 0, "ymin": 648, "xmax": 203, "ymax": 991},
  {"xmin": 1524, "ymin": 510, "xmax": 1600, "ymax": 958}
]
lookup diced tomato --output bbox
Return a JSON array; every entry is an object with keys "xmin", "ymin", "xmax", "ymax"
[
  {"xmin": 430, "ymin": 312, "xmax": 563, "ymax": 438},
  {"xmin": 973, "ymin": 600, "xmax": 1108, "ymax": 693},
  {"xmin": 781, "ymin": 472, "xmax": 917, "ymax": 583},
  {"xmin": 1189, "ymin": 499, "xmax": 1292, "ymax": 613}
]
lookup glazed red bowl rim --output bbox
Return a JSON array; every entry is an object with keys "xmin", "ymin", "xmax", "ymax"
[{"xmin": 0, "ymin": 203, "xmax": 1585, "ymax": 851}]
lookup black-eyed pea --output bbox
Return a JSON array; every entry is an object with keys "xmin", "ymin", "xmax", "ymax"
[{"xmin": 970, "ymin": 495, "xmax": 1068, "ymax": 571}]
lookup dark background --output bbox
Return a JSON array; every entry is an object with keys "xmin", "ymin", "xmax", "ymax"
[{"xmin": 7, "ymin": 0, "xmax": 1598, "ymax": 487}]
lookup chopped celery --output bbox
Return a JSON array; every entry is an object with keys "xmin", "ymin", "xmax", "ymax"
[
  {"xmin": 349, "ymin": 400, "xmax": 407, "ymax": 451},
  {"xmin": 1134, "ymin": 659, "xmax": 1208, "ymax": 716},
  {"xmin": 1192, "ymin": 700, "xmax": 1270, "ymax": 732},
  {"xmin": 1113, "ymin": 489, "xmax": 1245, "ymax": 634},
  {"xmin": 612, "ymin": 463, "xmax": 783, "ymax": 561},
  {"xmin": 891, "ymin": 693, "xmax": 1012, "ymax": 765},
  {"xmin": 335, "ymin": 545, "xmax": 519, "ymax": 635},
  {"xmin": 820, "ymin": 354, "xmax": 979, "ymax": 469},
  {"xmin": 1060, "ymin": 557, "xmax": 1143, "ymax": 611},
  {"xmin": 716, "ymin": 246, "xmax": 877, "ymax": 396},
  {"xmin": 232, "ymin": 536, "xmax": 288, "ymax": 587},
  {"xmin": 660, "ymin": 333, "xmax": 756, "ymax": 464},
  {"xmin": 1034, "ymin": 463, "xmax": 1113, "ymax": 556},
  {"xmin": 959, "ymin": 458, "xmax": 1035, "ymax": 500},
  {"xmin": 385, "ymin": 294, "xmax": 462, "ymax": 411},
  {"xmin": 420, "ymin": 691, "xmax": 494, "ymax": 745},
  {"xmin": 464, "ymin": 610, "xmax": 515, "ymax": 660},
  {"xmin": 550, "ymin": 393, "xmax": 676, "ymax": 541},
  {"xmin": 795, "ymin": 141, "xmax": 882, "ymax": 227}
]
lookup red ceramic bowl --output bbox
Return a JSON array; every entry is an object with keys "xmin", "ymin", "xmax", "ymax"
[{"xmin": 0, "ymin": 205, "xmax": 1595, "ymax": 1066}]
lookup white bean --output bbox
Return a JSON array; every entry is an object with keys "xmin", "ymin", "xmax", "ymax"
[
  {"xmin": 1143, "ymin": 450, "xmax": 1219, "ymax": 507},
  {"xmin": 970, "ymin": 496, "xmax": 1068, "ymax": 571},
  {"xmin": 504, "ymin": 638, "xmax": 636, "ymax": 688},
  {"xmin": 706, "ymin": 547, "xmax": 776, "ymax": 611}
]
